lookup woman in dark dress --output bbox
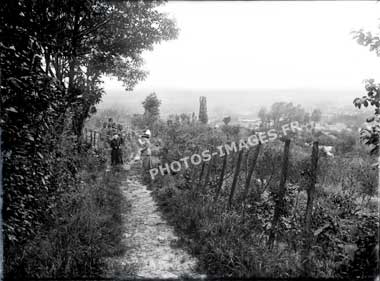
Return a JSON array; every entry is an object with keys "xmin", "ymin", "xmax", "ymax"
[{"xmin": 110, "ymin": 134, "xmax": 122, "ymax": 166}]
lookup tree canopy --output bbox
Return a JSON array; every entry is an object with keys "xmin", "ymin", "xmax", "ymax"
[
  {"xmin": 352, "ymin": 28, "xmax": 380, "ymax": 156},
  {"xmin": 143, "ymin": 92, "xmax": 162, "ymax": 128},
  {"xmin": 0, "ymin": 0, "xmax": 178, "ymax": 264}
]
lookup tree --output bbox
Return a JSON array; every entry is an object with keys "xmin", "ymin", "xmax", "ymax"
[
  {"xmin": 266, "ymin": 102, "xmax": 308, "ymax": 128},
  {"xmin": 350, "ymin": 27, "xmax": 380, "ymax": 280},
  {"xmin": 142, "ymin": 93, "xmax": 161, "ymax": 128},
  {"xmin": 223, "ymin": 116, "xmax": 231, "ymax": 125},
  {"xmin": 258, "ymin": 107, "xmax": 267, "ymax": 128},
  {"xmin": 311, "ymin": 109, "xmax": 322, "ymax": 123},
  {"xmin": 180, "ymin": 113, "xmax": 191, "ymax": 124},
  {"xmin": 270, "ymin": 102, "xmax": 286, "ymax": 128},
  {"xmin": 352, "ymin": 29, "xmax": 380, "ymax": 156},
  {"xmin": 199, "ymin": 96, "xmax": 208, "ymax": 124},
  {"xmin": 5, "ymin": 0, "xmax": 177, "ymax": 139},
  {"xmin": 191, "ymin": 112, "xmax": 197, "ymax": 123},
  {"xmin": 303, "ymin": 112, "xmax": 311, "ymax": 124},
  {"xmin": 353, "ymin": 80, "xmax": 380, "ymax": 155},
  {"xmin": 0, "ymin": 0, "xmax": 177, "ymax": 275}
]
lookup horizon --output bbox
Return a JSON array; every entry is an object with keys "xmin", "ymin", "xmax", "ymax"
[{"xmin": 99, "ymin": 1, "xmax": 380, "ymax": 116}]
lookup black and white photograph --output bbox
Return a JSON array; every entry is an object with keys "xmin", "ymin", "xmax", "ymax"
[{"xmin": 1, "ymin": 0, "xmax": 379, "ymax": 280}]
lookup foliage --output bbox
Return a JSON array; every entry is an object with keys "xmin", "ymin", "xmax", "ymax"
[
  {"xmin": 258, "ymin": 102, "xmax": 317, "ymax": 129},
  {"xmin": 1, "ymin": 0, "xmax": 177, "ymax": 278},
  {"xmin": 258, "ymin": 107, "xmax": 268, "ymax": 125},
  {"xmin": 353, "ymin": 79, "xmax": 380, "ymax": 155},
  {"xmin": 223, "ymin": 116, "xmax": 231, "ymax": 125},
  {"xmin": 142, "ymin": 92, "xmax": 161, "ymax": 130},
  {"xmin": 149, "ymin": 117, "xmax": 378, "ymax": 278},
  {"xmin": 311, "ymin": 109, "xmax": 322, "ymax": 123},
  {"xmin": 4, "ymin": 150, "xmax": 128, "ymax": 278},
  {"xmin": 343, "ymin": 212, "xmax": 379, "ymax": 279},
  {"xmin": 352, "ymin": 27, "xmax": 380, "ymax": 156}
]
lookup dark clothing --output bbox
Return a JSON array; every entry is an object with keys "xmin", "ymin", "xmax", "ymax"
[{"xmin": 110, "ymin": 136, "xmax": 123, "ymax": 166}]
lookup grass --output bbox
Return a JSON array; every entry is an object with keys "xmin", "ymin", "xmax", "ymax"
[
  {"xmin": 4, "ymin": 153, "xmax": 130, "ymax": 279},
  {"xmin": 150, "ymin": 171, "xmax": 378, "ymax": 279}
]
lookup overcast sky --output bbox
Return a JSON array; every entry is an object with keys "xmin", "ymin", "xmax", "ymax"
[{"xmin": 103, "ymin": 1, "xmax": 380, "ymax": 95}]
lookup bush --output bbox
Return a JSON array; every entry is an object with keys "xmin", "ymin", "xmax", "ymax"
[
  {"xmin": 149, "ymin": 118, "xmax": 379, "ymax": 279},
  {"xmin": 4, "ymin": 150, "xmax": 127, "ymax": 279}
]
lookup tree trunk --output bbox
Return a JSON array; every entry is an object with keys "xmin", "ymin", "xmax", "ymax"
[
  {"xmin": 268, "ymin": 138, "xmax": 291, "ymax": 249},
  {"xmin": 302, "ymin": 141, "xmax": 319, "ymax": 276},
  {"xmin": 68, "ymin": 7, "xmax": 80, "ymax": 91},
  {"xmin": 215, "ymin": 153, "xmax": 228, "ymax": 201},
  {"xmin": 228, "ymin": 149, "xmax": 244, "ymax": 209}
]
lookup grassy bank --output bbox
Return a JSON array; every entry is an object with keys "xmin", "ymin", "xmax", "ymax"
[
  {"xmin": 4, "ymin": 150, "xmax": 128, "ymax": 279},
  {"xmin": 152, "ymin": 176, "xmax": 378, "ymax": 278}
]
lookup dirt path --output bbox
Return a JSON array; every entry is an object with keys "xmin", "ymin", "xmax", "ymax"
[{"xmin": 109, "ymin": 164, "xmax": 205, "ymax": 279}]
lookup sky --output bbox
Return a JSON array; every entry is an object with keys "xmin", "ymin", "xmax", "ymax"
[{"xmin": 101, "ymin": 1, "xmax": 380, "ymax": 111}]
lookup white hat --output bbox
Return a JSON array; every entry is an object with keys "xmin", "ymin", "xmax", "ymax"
[{"xmin": 145, "ymin": 129, "xmax": 151, "ymax": 137}]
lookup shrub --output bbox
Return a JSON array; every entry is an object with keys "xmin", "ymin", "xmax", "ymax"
[{"xmin": 4, "ymin": 150, "xmax": 127, "ymax": 279}]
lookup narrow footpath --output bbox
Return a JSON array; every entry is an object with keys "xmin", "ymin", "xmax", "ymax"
[{"xmin": 108, "ymin": 163, "xmax": 205, "ymax": 279}]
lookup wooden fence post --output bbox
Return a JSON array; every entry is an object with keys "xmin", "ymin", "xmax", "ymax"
[
  {"xmin": 228, "ymin": 148, "xmax": 244, "ymax": 209},
  {"xmin": 203, "ymin": 156, "xmax": 214, "ymax": 190},
  {"xmin": 198, "ymin": 161, "xmax": 206, "ymax": 189},
  {"xmin": 268, "ymin": 138, "xmax": 291, "ymax": 248},
  {"xmin": 94, "ymin": 131, "xmax": 99, "ymax": 148},
  {"xmin": 190, "ymin": 148, "xmax": 200, "ymax": 189},
  {"xmin": 302, "ymin": 141, "xmax": 319, "ymax": 275},
  {"xmin": 242, "ymin": 143, "xmax": 262, "ymax": 202},
  {"xmin": 215, "ymin": 153, "xmax": 228, "ymax": 202}
]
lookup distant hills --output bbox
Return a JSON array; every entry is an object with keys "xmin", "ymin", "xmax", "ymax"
[{"xmin": 98, "ymin": 88, "xmax": 366, "ymax": 119}]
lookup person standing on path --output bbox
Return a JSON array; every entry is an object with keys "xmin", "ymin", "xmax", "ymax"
[
  {"xmin": 110, "ymin": 133, "xmax": 123, "ymax": 166},
  {"xmin": 116, "ymin": 124, "xmax": 124, "ymax": 165},
  {"xmin": 138, "ymin": 130, "xmax": 152, "ymax": 182}
]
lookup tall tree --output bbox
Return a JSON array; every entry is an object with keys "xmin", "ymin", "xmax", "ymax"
[
  {"xmin": 142, "ymin": 92, "xmax": 161, "ymax": 128},
  {"xmin": 0, "ymin": 0, "xmax": 178, "ymax": 271},
  {"xmin": 2, "ymin": 0, "xmax": 177, "ymax": 139},
  {"xmin": 199, "ymin": 96, "xmax": 208, "ymax": 124}
]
